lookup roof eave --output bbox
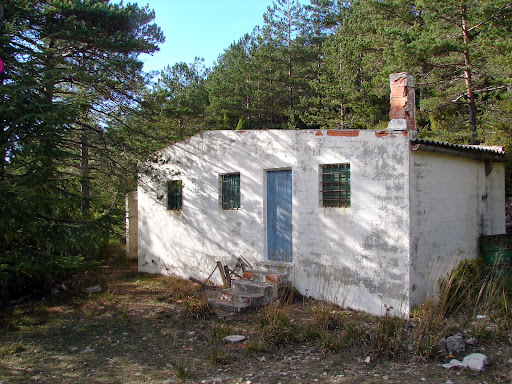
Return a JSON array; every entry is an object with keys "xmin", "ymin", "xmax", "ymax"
[{"xmin": 410, "ymin": 140, "xmax": 506, "ymax": 162}]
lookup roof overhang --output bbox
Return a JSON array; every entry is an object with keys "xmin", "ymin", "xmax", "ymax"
[{"xmin": 410, "ymin": 139, "xmax": 506, "ymax": 162}]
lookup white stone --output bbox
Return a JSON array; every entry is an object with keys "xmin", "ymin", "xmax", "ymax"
[
  {"xmin": 223, "ymin": 335, "xmax": 247, "ymax": 344},
  {"xmin": 85, "ymin": 285, "xmax": 102, "ymax": 294},
  {"xmin": 442, "ymin": 359, "xmax": 464, "ymax": 370},
  {"xmin": 462, "ymin": 353, "xmax": 488, "ymax": 372},
  {"xmin": 442, "ymin": 353, "xmax": 488, "ymax": 372}
]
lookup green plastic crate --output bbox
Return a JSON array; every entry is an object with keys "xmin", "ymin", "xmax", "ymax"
[{"xmin": 480, "ymin": 234, "xmax": 512, "ymax": 266}]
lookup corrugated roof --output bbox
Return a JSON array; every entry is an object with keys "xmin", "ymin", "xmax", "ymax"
[{"xmin": 411, "ymin": 138, "xmax": 506, "ymax": 161}]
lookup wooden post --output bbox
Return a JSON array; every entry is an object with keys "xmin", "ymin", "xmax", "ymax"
[
  {"xmin": 217, "ymin": 261, "xmax": 228, "ymax": 288},
  {"xmin": 223, "ymin": 265, "xmax": 232, "ymax": 288}
]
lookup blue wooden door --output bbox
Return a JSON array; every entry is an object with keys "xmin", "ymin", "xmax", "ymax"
[{"xmin": 267, "ymin": 170, "xmax": 292, "ymax": 262}]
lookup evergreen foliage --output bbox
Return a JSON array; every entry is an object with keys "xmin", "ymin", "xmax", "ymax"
[
  {"xmin": 202, "ymin": 0, "xmax": 512, "ymax": 139},
  {"xmin": 0, "ymin": 0, "xmax": 163, "ymax": 302}
]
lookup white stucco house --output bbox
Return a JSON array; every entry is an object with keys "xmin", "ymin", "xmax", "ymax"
[{"xmin": 131, "ymin": 73, "xmax": 506, "ymax": 317}]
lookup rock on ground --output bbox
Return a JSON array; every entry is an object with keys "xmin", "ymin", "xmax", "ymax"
[{"xmin": 442, "ymin": 353, "xmax": 488, "ymax": 372}]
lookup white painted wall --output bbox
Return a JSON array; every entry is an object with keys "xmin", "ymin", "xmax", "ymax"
[
  {"xmin": 408, "ymin": 151, "xmax": 506, "ymax": 306},
  {"xmin": 125, "ymin": 191, "xmax": 138, "ymax": 259},
  {"xmin": 138, "ymin": 130, "xmax": 412, "ymax": 316}
]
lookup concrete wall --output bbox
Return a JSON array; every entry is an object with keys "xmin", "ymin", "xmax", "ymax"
[
  {"xmin": 409, "ymin": 152, "xmax": 506, "ymax": 306},
  {"xmin": 125, "ymin": 191, "xmax": 138, "ymax": 259},
  {"xmin": 138, "ymin": 129, "xmax": 412, "ymax": 316}
]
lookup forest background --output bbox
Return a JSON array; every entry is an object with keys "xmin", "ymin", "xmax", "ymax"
[{"xmin": 1, "ymin": 0, "xmax": 512, "ymax": 303}]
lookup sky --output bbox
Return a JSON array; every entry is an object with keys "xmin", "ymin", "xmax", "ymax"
[{"xmin": 138, "ymin": 0, "xmax": 302, "ymax": 73}]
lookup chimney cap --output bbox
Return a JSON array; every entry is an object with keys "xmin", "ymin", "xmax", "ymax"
[{"xmin": 389, "ymin": 72, "xmax": 415, "ymax": 87}]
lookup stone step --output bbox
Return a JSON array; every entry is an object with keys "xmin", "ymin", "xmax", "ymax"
[
  {"xmin": 254, "ymin": 260, "xmax": 293, "ymax": 275},
  {"xmin": 241, "ymin": 269, "xmax": 287, "ymax": 284},
  {"xmin": 208, "ymin": 298, "xmax": 251, "ymax": 313},
  {"xmin": 209, "ymin": 261, "xmax": 291, "ymax": 315},
  {"xmin": 231, "ymin": 278, "xmax": 273, "ymax": 293},
  {"xmin": 231, "ymin": 279, "xmax": 279, "ymax": 303},
  {"xmin": 220, "ymin": 288, "xmax": 269, "ymax": 307}
]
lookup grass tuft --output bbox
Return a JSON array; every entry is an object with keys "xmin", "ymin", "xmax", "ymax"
[
  {"xmin": 259, "ymin": 303, "xmax": 294, "ymax": 346},
  {"xmin": 278, "ymin": 283, "xmax": 303, "ymax": 304},
  {"xmin": 311, "ymin": 305, "xmax": 344, "ymax": 331},
  {"xmin": 209, "ymin": 349, "xmax": 228, "ymax": 365},
  {"xmin": 367, "ymin": 305, "xmax": 406, "ymax": 358},
  {"xmin": 174, "ymin": 360, "xmax": 187, "ymax": 379},
  {"xmin": 184, "ymin": 296, "xmax": 211, "ymax": 319},
  {"xmin": 211, "ymin": 324, "xmax": 232, "ymax": 342}
]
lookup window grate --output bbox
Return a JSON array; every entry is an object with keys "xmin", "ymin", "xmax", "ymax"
[
  {"xmin": 320, "ymin": 164, "xmax": 350, "ymax": 208},
  {"xmin": 220, "ymin": 173, "xmax": 240, "ymax": 210},
  {"xmin": 167, "ymin": 180, "xmax": 183, "ymax": 210}
]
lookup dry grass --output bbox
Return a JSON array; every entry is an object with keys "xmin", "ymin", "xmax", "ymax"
[
  {"xmin": 411, "ymin": 257, "xmax": 512, "ymax": 359},
  {"xmin": 0, "ymin": 258, "xmax": 511, "ymax": 383}
]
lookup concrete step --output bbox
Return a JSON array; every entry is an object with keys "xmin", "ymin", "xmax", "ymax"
[
  {"xmin": 231, "ymin": 278, "xmax": 273, "ymax": 293},
  {"xmin": 254, "ymin": 260, "xmax": 293, "ymax": 275},
  {"xmin": 231, "ymin": 279, "xmax": 278, "ymax": 302},
  {"xmin": 208, "ymin": 298, "xmax": 251, "ymax": 313},
  {"xmin": 220, "ymin": 288, "xmax": 269, "ymax": 307},
  {"xmin": 209, "ymin": 261, "xmax": 291, "ymax": 315},
  {"xmin": 242, "ymin": 269, "xmax": 288, "ymax": 284}
]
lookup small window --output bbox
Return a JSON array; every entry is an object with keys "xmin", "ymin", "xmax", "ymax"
[
  {"xmin": 220, "ymin": 173, "xmax": 240, "ymax": 210},
  {"xmin": 167, "ymin": 180, "xmax": 183, "ymax": 210},
  {"xmin": 321, "ymin": 164, "xmax": 350, "ymax": 208}
]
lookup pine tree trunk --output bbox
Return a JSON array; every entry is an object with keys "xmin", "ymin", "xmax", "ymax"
[
  {"xmin": 461, "ymin": 8, "xmax": 479, "ymax": 144},
  {"xmin": 0, "ymin": 281, "xmax": 8, "ymax": 309},
  {"xmin": 80, "ymin": 132, "xmax": 91, "ymax": 215}
]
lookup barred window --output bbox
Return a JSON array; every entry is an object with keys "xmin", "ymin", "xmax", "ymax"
[
  {"xmin": 220, "ymin": 173, "xmax": 240, "ymax": 210},
  {"xmin": 167, "ymin": 180, "xmax": 183, "ymax": 210},
  {"xmin": 320, "ymin": 164, "xmax": 350, "ymax": 208}
]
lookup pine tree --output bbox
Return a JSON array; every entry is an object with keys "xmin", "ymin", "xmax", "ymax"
[
  {"xmin": 259, "ymin": 0, "xmax": 315, "ymax": 128},
  {"xmin": 300, "ymin": 0, "xmax": 352, "ymax": 128},
  {"xmin": 331, "ymin": 0, "xmax": 512, "ymax": 141},
  {"xmin": 207, "ymin": 33, "xmax": 258, "ymax": 129},
  {"xmin": 0, "ymin": 0, "xmax": 163, "ymax": 301},
  {"xmin": 413, "ymin": 0, "xmax": 512, "ymax": 143}
]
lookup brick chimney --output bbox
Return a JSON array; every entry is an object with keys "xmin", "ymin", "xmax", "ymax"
[{"xmin": 387, "ymin": 72, "xmax": 417, "ymax": 139}]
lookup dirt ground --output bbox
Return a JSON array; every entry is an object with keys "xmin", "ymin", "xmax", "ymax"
[{"xmin": 1, "ymin": 259, "xmax": 511, "ymax": 384}]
